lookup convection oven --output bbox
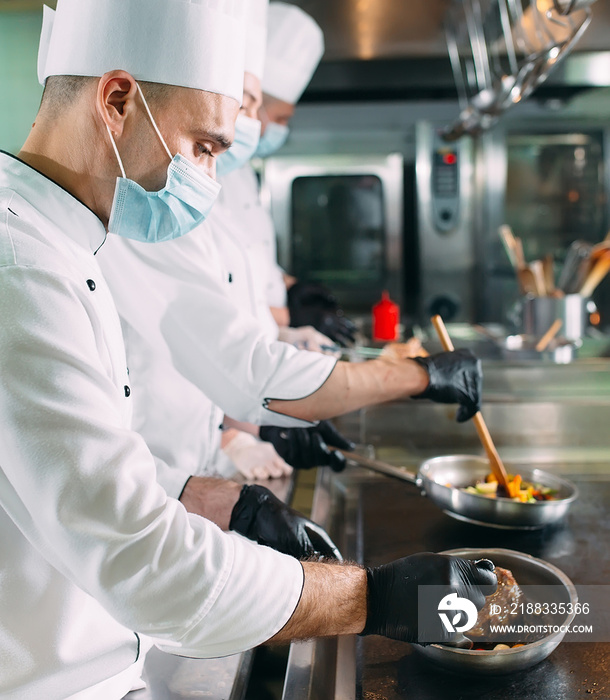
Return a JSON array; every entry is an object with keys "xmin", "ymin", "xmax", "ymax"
[{"xmin": 261, "ymin": 153, "xmax": 404, "ymax": 316}]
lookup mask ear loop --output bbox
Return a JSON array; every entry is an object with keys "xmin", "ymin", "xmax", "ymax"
[
  {"xmin": 106, "ymin": 124, "xmax": 127, "ymax": 179},
  {"xmin": 136, "ymin": 83, "xmax": 173, "ymax": 162}
]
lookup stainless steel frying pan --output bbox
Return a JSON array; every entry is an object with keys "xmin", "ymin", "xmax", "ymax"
[{"xmin": 340, "ymin": 451, "xmax": 578, "ymax": 530}]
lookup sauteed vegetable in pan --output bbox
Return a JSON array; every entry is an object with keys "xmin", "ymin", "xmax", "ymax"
[{"xmin": 459, "ymin": 472, "xmax": 559, "ymax": 502}]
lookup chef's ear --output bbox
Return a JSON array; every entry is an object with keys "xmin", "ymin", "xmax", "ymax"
[{"xmin": 96, "ymin": 70, "xmax": 139, "ymax": 138}]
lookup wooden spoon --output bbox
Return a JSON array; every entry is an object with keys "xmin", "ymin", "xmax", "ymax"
[
  {"xmin": 535, "ymin": 319, "xmax": 563, "ymax": 352},
  {"xmin": 513, "ymin": 236, "xmax": 526, "ymax": 271},
  {"xmin": 517, "ymin": 267, "xmax": 539, "ymax": 296},
  {"xmin": 580, "ymin": 253, "xmax": 610, "ymax": 298},
  {"xmin": 431, "ymin": 315, "xmax": 512, "ymax": 495},
  {"xmin": 529, "ymin": 260, "xmax": 547, "ymax": 296},
  {"xmin": 591, "ymin": 240, "xmax": 610, "ymax": 260},
  {"xmin": 542, "ymin": 254, "xmax": 556, "ymax": 295}
]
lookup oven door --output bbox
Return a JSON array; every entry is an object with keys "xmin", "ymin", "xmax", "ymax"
[{"xmin": 262, "ymin": 154, "xmax": 404, "ymax": 315}]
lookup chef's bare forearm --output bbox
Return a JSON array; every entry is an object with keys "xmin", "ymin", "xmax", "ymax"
[
  {"xmin": 179, "ymin": 476, "xmax": 242, "ymax": 531},
  {"xmin": 268, "ymin": 561, "xmax": 367, "ymax": 642},
  {"xmin": 267, "ymin": 358, "xmax": 429, "ymax": 422},
  {"xmin": 270, "ymin": 305, "xmax": 290, "ymax": 328}
]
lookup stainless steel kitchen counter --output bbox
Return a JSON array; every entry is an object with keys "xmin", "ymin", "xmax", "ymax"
[
  {"xmin": 125, "ymin": 648, "xmax": 253, "ymax": 700},
  {"xmin": 362, "ymin": 466, "xmax": 609, "ymax": 699},
  {"xmin": 282, "ymin": 461, "xmax": 610, "ymax": 699}
]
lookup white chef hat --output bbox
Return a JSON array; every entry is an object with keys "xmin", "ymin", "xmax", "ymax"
[
  {"xmin": 37, "ymin": 0, "xmax": 247, "ymax": 104},
  {"xmin": 244, "ymin": 0, "xmax": 269, "ymax": 81},
  {"xmin": 262, "ymin": 2, "xmax": 324, "ymax": 104}
]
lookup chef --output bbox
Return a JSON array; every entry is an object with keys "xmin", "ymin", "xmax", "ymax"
[
  {"xmin": 94, "ymin": 0, "xmax": 350, "ymax": 492},
  {"xmin": 0, "ymin": 1, "xmax": 498, "ymax": 697},
  {"xmin": 207, "ymin": 1, "xmax": 356, "ymax": 479},
  {"xmin": 218, "ymin": 1, "xmax": 357, "ymax": 346}
]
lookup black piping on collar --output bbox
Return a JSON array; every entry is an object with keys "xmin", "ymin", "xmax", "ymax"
[{"xmin": 0, "ymin": 150, "xmax": 108, "ymax": 255}]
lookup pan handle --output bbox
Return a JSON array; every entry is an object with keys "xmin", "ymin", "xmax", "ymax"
[{"xmin": 337, "ymin": 449, "xmax": 420, "ymax": 486}]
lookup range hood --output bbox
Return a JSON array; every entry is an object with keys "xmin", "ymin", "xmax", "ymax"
[
  {"xmin": 288, "ymin": 0, "xmax": 609, "ymax": 60},
  {"xmin": 287, "ymin": 0, "xmax": 610, "ymax": 113}
]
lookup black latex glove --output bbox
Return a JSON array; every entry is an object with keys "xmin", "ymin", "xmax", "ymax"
[
  {"xmin": 411, "ymin": 349, "xmax": 482, "ymax": 423},
  {"xmin": 229, "ymin": 484, "xmax": 341, "ymax": 560},
  {"xmin": 259, "ymin": 421, "xmax": 355, "ymax": 472},
  {"xmin": 287, "ymin": 281, "xmax": 357, "ymax": 347},
  {"xmin": 362, "ymin": 553, "xmax": 497, "ymax": 645}
]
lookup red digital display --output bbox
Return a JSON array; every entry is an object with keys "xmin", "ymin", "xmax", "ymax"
[{"xmin": 443, "ymin": 152, "xmax": 457, "ymax": 165}]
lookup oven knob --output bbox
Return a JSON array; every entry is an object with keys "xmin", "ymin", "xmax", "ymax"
[{"xmin": 428, "ymin": 295, "xmax": 460, "ymax": 322}]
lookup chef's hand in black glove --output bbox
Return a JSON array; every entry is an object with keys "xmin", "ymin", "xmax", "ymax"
[
  {"xmin": 362, "ymin": 553, "xmax": 497, "ymax": 644},
  {"xmin": 287, "ymin": 281, "xmax": 357, "ymax": 347},
  {"xmin": 229, "ymin": 484, "xmax": 341, "ymax": 560},
  {"xmin": 411, "ymin": 349, "xmax": 482, "ymax": 423},
  {"xmin": 259, "ymin": 421, "xmax": 355, "ymax": 472}
]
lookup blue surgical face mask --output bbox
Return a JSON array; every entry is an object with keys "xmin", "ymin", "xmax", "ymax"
[
  {"xmin": 255, "ymin": 121, "xmax": 290, "ymax": 159},
  {"xmin": 107, "ymin": 84, "xmax": 221, "ymax": 243},
  {"xmin": 216, "ymin": 114, "xmax": 261, "ymax": 177}
]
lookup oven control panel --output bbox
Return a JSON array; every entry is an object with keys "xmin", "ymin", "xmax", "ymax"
[{"xmin": 431, "ymin": 139, "xmax": 460, "ymax": 232}]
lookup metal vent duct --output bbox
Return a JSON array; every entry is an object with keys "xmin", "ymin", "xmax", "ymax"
[{"xmin": 285, "ymin": 0, "xmax": 610, "ymax": 60}]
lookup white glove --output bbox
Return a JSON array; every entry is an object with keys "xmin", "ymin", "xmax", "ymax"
[
  {"xmin": 221, "ymin": 431, "xmax": 293, "ymax": 480},
  {"xmin": 278, "ymin": 325, "xmax": 336, "ymax": 354}
]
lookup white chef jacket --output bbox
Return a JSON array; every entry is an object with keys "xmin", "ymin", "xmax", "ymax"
[
  {"xmin": 98, "ymin": 220, "xmax": 336, "ymax": 431},
  {"xmin": 0, "ymin": 152, "xmax": 304, "ymax": 700},
  {"xmin": 216, "ymin": 164, "xmax": 289, "ymax": 309},
  {"xmin": 121, "ymin": 319, "xmax": 227, "ymax": 496},
  {"xmin": 116, "ymin": 230, "xmax": 230, "ymax": 496},
  {"xmin": 207, "ymin": 190, "xmax": 280, "ymax": 340}
]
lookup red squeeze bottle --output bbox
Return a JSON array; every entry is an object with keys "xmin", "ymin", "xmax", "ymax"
[{"xmin": 372, "ymin": 291, "xmax": 399, "ymax": 341}]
